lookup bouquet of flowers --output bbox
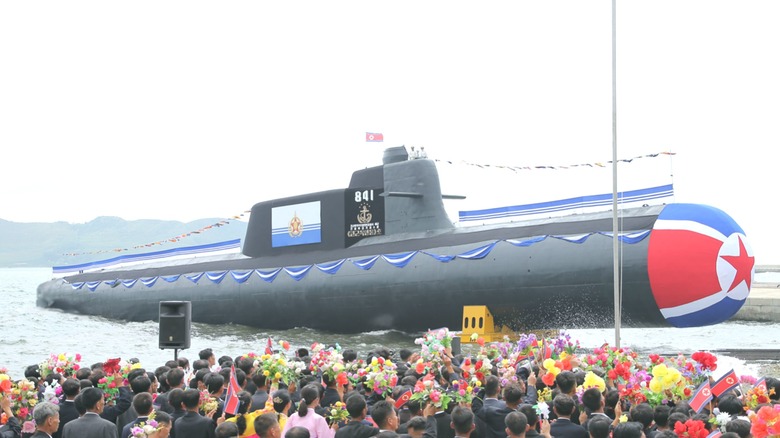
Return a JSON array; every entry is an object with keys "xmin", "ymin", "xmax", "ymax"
[
  {"xmin": 344, "ymin": 359, "xmax": 365, "ymax": 387},
  {"xmin": 410, "ymin": 377, "xmax": 452, "ymax": 411},
  {"xmin": 415, "ymin": 328, "xmax": 453, "ymax": 364},
  {"xmin": 668, "ymin": 352, "xmax": 716, "ymax": 387},
  {"xmin": 515, "ymin": 333, "xmax": 538, "ymax": 360},
  {"xmin": 200, "ymin": 390, "xmax": 219, "ymax": 413},
  {"xmin": 551, "ymin": 330, "xmax": 581, "ymax": 357},
  {"xmin": 642, "ymin": 363, "xmax": 688, "ymax": 407},
  {"xmin": 10, "ymin": 379, "xmax": 38, "ymax": 422},
  {"xmin": 582, "ymin": 345, "xmax": 638, "ymax": 384},
  {"xmin": 98, "ymin": 374, "xmax": 122, "ymax": 405},
  {"xmin": 749, "ymin": 404, "xmax": 780, "ymax": 438},
  {"xmin": 326, "ymin": 401, "xmax": 350, "ymax": 425},
  {"xmin": 674, "ymin": 419, "xmax": 709, "ymax": 438},
  {"xmin": 130, "ymin": 411, "xmax": 162, "ymax": 438},
  {"xmin": 256, "ymin": 353, "xmax": 298, "ymax": 387},
  {"xmin": 450, "ymin": 379, "xmax": 480, "ymax": 405},
  {"xmin": 310, "ymin": 348, "xmax": 348, "ymax": 386},
  {"xmin": 40, "ymin": 352, "xmax": 82, "ymax": 378},
  {"xmin": 362, "ymin": 356, "xmax": 398, "ymax": 397},
  {"xmin": 744, "ymin": 384, "xmax": 774, "ymax": 411},
  {"xmin": 0, "ymin": 372, "xmax": 11, "ymax": 394}
]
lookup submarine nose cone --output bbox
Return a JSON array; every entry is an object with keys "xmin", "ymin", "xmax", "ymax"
[{"xmin": 647, "ymin": 203, "xmax": 755, "ymax": 328}]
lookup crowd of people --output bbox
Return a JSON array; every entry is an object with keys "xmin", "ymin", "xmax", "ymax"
[{"xmin": 0, "ymin": 329, "xmax": 778, "ymax": 438}]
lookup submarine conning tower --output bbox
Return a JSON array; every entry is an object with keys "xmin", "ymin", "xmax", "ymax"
[{"xmin": 242, "ymin": 146, "xmax": 455, "ymax": 258}]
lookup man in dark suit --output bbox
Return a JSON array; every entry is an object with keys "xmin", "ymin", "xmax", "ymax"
[
  {"xmin": 31, "ymin": 402, "xmax": 61, "ymax": 438},
  {"xmin": 172, "ymin": 388, "xmax": 216, "ymax": 438},
  {"xmin": 549, "ymin": 395, "xmax": 587, "ymax": 438},
  {"xmin": 121, "ymin": 392, "xmax": 154, "ymax": 438},
  {"xmin": 62, "ymin": 387, "xmax": 119, "ymax": 438},
  {"xmin": 477, "ymin": 376, "xmax": 511, "ymax": 438},
  {"xmin": 335, "ymin": 393, "xmax": 379, "ymax": 438},
  {"xmin": 54, "ymin": 378, "xmax": 80, "ymax": 438},
  {"xmin": 451, "ymin": 406, "xmax": 476, "ymax": 438},
  {"xmin": 504, "ymin": 411, "xmax": 528, "ymax": 438}
]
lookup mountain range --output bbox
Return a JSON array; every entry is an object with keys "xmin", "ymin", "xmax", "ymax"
[{"xmin": 0, "ymin": 217, "xmax": 248, "ymax": 268}]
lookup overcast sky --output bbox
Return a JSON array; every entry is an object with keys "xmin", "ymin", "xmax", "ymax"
[{"xmin": 1, "ymin": 1, "xmax": 778, "ymax": 264}]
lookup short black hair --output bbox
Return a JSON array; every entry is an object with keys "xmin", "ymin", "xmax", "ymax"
[
  {"xmin": 588, "ymin": 416, "xmax": 612, "ymax": 438},
  {"xmin": 451, "ymin": 406, "xmax": 475, "ymax": 435},
  {"xmin": 612, "ymin": 422, "xmax": 644, "ymax": 438},
  {"xmin": 346, "ymin": 392, "xmax": 367, "ymax": 418},
  {"xmin": 629, "ymin": 403, "xmax": 653, "ymax": 428},
  {"xmin": 182, "ymin": 388, "xmax": 202, "ymax": 409},
  {"xmin": 168, "ymin": 388, "xmax": 185, "ymax": 410},
  {"xmin": 503, "ymin": 383, "xmax": 524, "ymax": 405},
  {"xmin": 372, "ymin": 401, "xmax": 395, "ymax": 429},
  {"xmin": 80, "ymin": 387, "xmax": 104, "ymax": 410},
  {"xmin": 555, "ymin": 371, "xmax": 577, "ymax": 394},
  {"xmin": 206, "ymin": 373, "xmax": 225, "ymax": 394},
  {"xmin": 504, "ymin": 411, "xmax": 528, "ymax": 436},
  {"xmin": 254, "ymin": 412, "xmax": 280, "ymax": 438},
  {"xmin": 654, "ymin": 405, "xmax": 671, "ymax": 428},
  {"xmin": 62, "ymin": 378, "xmax": 81, "ymax": 397},
  {"xmin": 286, "ymin": 426, "xmax": 311, "ymax": 438},
  {"xmin": 726, "ymin": 419, "xmax": 751, "ymax": 438},
  {"xmin": 199, "ymin": 348, "xmax": 214, "ymax": 360},
  {"xmin": 553, "ymin": 394, "xmax": 575, "ymax": 416},
  {"xmin": 718, "ymin": 395, "xmax": 744, "ymax": 416},
  {"xmin": 132, "ymin": 392, "xmax": 154, "ymax": 416},
  {"xmin": 130, "ymin": 375, "xmax": 152, "ymax": 394},
  {"xmin": 518, "ymin": 404, "xmax": 538, "ymax": 427},
  {"xmin": 581, "ymin": 387, "xmax": 603, "ymax": 412}
]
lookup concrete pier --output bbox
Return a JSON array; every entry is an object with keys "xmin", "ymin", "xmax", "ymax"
[{"xmin": 733, "ymin": 283, "xmax": 780, "ymax": 322}]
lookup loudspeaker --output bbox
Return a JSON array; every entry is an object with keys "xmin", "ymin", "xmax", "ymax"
[{"xmin": 159, "ymin": 301, "xmax": 191, "ymax": 350}]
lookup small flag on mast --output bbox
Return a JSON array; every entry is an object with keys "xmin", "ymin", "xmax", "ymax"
[
  {"xmin": 366, "ymin": 132, "xmax": 384, "ymax": 142},
  {"xmin": 223, "ymin": 365, "xmax": 241, "ymax": 415}
]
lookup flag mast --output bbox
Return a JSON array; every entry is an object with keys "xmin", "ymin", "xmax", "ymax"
[{"xmin": 611, "ymin": 0, "xmax": 621, "ymax": 348}]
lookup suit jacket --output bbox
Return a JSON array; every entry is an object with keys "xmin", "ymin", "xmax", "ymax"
[
  {"xmin": 101, "ymin": 387, "xmax": 133, "ymax": 424},
  {"xmin": 321, "ymin": 388, "xmax": 342, "ymax": 410},
  {"xmin": 172, "ymin": 410, "xmax": 216, "ymax": 438},
  {"xmin": 476, "ymin": 398, "xmax": 511, "ymax": 438},
  {"xmin": 62, "ymin": 412, "xmax": 119, "ymax": 438},
  {"xmin": 335, "ymin": 420, "xmax": 380, "ymax": 438},
  {"xmin": 30, "ymin": 432, "xmax": 53, "ymax": 438},
  {"xmin": 54, "ymin": 399, "xmax": 79, "ymax": 438},
  {"xmin": 434, "ymin": 412, "xmax": 454, "ymax": 438},
  {"xmin": 549, "ymin": 418, "xmax": 587, "ymax": 438},
  {"xmin": 0, "ymin": 417, "xmax": 21, "ymax": 438},
  {"xmin": 396, "ymin": 415, "xmax": 437, "ymax": 438}
]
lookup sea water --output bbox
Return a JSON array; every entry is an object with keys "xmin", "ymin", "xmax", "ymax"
[{"xmin": 1, "ymin": 267, "xmax": 778, "ymax": 378}]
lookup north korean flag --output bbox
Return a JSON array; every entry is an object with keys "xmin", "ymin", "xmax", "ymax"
[
  {"xmin": 754, "ymin": 377, "xmax": 767, "ymax": 392},
  {"xmin": 366, "ymin": 132, "xmax": 384, "ymax": 142},
  {"xmin": 688, "ymin": 381, "xmax": 713, "ymax": 414},
  {"xmin": 707, "ymin": 431, "xmax": 723, "ymax": 438},
  {"xmin": 395, "ymin": 389, "xmax": 413, "ymax": 409},
  {"xmin": 224, "ymin": 365, "xmax": 241, "ymax": 415},
  {"xmin": 648, "ymin": 204, "xmax": 754, "ymax": 328},
  {"xmin": 711, "ymin": 369, "xmax": 740, "ymax": 397}
]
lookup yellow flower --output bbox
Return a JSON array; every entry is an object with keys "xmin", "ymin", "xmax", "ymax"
[
  {"xmin": 583, "ymin": 372, "xmax": 606, "ymax": 392},
  {"xmin": 649, "ymin": 378, "xmax": 663, "ymax": 393},
  {"xmin": 619, "ymin": 414, "xmax": 628, "ymax": 423},
  {"xmin": 263, "ymin": 370, "xmax": 270, "ymax": 377},
  {"xmin": 58, "ymin": 354, "xmax": 66, "ymax": 361},
  {"xmin": 651, "ymin": 364, "xmax": 668, "ymax": 378},
  {"xmin": 275, "ymin": 372, "xmax": 282, "ymax": 380},
  {"xmin": 475, "ymin": 380, "xmax": 482, "ymax": 387}
]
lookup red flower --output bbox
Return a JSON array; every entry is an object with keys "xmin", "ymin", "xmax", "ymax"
[
  {"xmin": 0, "ymin": 380, "xmax": 11, "ymax": 393},
  {"xmin": 103, "ymin": 358, "xmax": 121, "ymax": 375},
  {"xmin": 336, "ymin": 372, "xmax": 348, "ymax": 386},
  {"xmin": 542, "ymin": 372, "xmax": 556, "ymax": 387},
  {"xmin": 416, "ymin": 362, "xmax": 426, "ymax": 374},
  {"xmin": 281, "ymin": 341, "xmax": 291, "ymax": 351},
  {"xmin": 476, "ymin": 337, "xmax": 485, "ymax": 347},
  {"xmin": 684, "ymin": 388, "xmax": 692, "ymax": 397}
]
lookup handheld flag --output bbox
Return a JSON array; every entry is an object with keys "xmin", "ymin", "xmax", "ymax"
[
  {"xmin": 688, "ymin": 381, "xmax": 713, "ymax": 414},
  {"xmin": 395, "ymin": 389, "xmax": 412, "ymax": 409},
  {"xmin": 223, "ymin": 365, "xmax": 241, "ymax": 415},
  {"xmin": 711, "ymin": 369, "xmax": 740, "ymax": 397},
  {"xmin": 265, "ymin": 337, "xmax": 273, "ymax": 355},
  {"xmin": 366, "ymin": 132, "xmax": 384, "ymax": 142},
  {"xmin": 707, "ymin": 431, "xmax": 722, "ymax": 438},
  {"xmin": 755, "ymin": 377, "xmax": 767, "ymax": 392}
]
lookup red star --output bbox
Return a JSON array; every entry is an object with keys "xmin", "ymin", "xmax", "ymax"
[{"xmin": 720, "ymin": 236, "xmax": 754, "ymax": 292}]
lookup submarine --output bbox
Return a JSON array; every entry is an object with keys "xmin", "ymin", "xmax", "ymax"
[{"xmin": 36, "ymin": 146, "xmax": 755, "ymax": 333}]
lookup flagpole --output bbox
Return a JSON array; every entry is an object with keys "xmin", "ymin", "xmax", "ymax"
[{"xmin": 612, "ymin": 0, "xmax": 621, "ymax": 349}]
